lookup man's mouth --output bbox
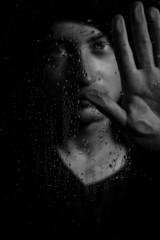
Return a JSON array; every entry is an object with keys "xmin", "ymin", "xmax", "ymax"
[
  {"xmin": 80, "ymin": 99, "xmax": 92, "ymax": 108},
  {"xmin": 79, "ymin": 89, "xmax": 98, "ymax": 109}
]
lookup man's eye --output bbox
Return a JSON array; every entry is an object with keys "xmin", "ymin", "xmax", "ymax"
[{"xmin": 90, "ymin": 41, "xmax": 109, "ymax": 51}]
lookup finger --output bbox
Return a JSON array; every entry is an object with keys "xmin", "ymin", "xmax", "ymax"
[
  {"xmin": 147, "ymin": 7, "xmax": 160, "ymax": 67},
  {"xmin": 130, "ymin": 1, "xmax": 154, "ymax": 68},
  {"xmin": 82, "ymin": 90, "xmax": 127, "ymax": 129},
  {"xmin": 112, "ymin": 14, "xmax": 137, "ymax": 78}
]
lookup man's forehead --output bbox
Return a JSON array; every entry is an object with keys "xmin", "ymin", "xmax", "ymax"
[{"xmin": 49, "ymin": 21, "xmax": 103, "ymax": 41}]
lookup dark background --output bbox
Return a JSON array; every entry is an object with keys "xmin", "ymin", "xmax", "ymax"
[{"xmin": 0, "ymin": 0, "xmax": 160, "ymax": 236}]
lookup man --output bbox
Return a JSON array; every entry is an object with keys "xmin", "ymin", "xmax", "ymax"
[
  {"xmin": 1, "ymin": 0, "xmax": 160, "ymax": 239},
  {"xmin": 30, "ymin": 1, "xmax": 159, "ymax": 239},
  {"xmin": 41, "ymin": 0, "xmax": 160, "ymax": 183}
]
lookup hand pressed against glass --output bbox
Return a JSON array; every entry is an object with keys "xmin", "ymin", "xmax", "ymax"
[{"xmin": 85, "ymin": 1, "xmax": 160, "ymax": 152}]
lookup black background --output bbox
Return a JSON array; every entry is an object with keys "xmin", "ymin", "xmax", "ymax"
[{"xmin": 0, "ymin": 0, "xmax": 160, "ymax": 237}]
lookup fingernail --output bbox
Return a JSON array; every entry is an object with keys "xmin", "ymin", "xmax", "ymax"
[
  {"xmin": 112, "ymin": 15, "xmax": 124, "ymax": 35},
  {"xmin": 135, "ymin": 2, "xmax": 144, "ymax": 22},
  {"xmin": 148, "ymin": 7, "xmax": 159, "ymax": 20},
  {"xmin": 132, "ymin": 2, "xmax": 144, "ymax": 23}
]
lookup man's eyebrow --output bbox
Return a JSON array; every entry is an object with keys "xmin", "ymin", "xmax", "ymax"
[
  {"xmin": 43, "ymin": 37, "xmax": 71, "ymax": 50},
  {"xmin": 43, "ymin": 33, "xmax": 110, "ymax": 47},
  {"xmin": 44, "ymin": 36, "xmax": 78, "ymax": 48},
  {"xmin": 86, "ymin": 33, "xmax": 109, "ymax": 43}
]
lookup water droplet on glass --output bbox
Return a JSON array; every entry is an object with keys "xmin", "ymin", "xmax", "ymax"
[
  {"xmin": 90, "ymin": 30, "xmax": 95, "ymax": 34},
  {"xmin": 62, "ymin": 53, "xmax": 67, "ymax": 58}
]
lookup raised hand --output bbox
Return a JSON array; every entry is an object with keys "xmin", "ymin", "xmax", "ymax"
[{"xmin": 84, "ymin": 1, "xmax": 160, "ymax": 152}]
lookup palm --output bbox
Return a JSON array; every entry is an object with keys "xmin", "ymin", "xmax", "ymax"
[{"xmin": 85, "ymin": 2, "xmax": 160, "ymax": 151}]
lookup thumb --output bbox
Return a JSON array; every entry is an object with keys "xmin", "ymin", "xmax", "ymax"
[{"xmin": 83, "ymin": 90, "xmax": 127, "ymax": 128}]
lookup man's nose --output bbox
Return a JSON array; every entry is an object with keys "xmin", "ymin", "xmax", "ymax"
[{"xmin": 69, "ymin": 49, "xmax": 93, "ymax": 87}]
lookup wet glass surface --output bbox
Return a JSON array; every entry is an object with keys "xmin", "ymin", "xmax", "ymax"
[{"xmin": 0, "ymin": 0, "xmax": 160, "ymax": 238}]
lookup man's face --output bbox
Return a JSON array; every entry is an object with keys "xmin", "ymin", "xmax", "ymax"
[{"xmin": 43, "ymin": 21, "xmax": 122, "ymax": 125}]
